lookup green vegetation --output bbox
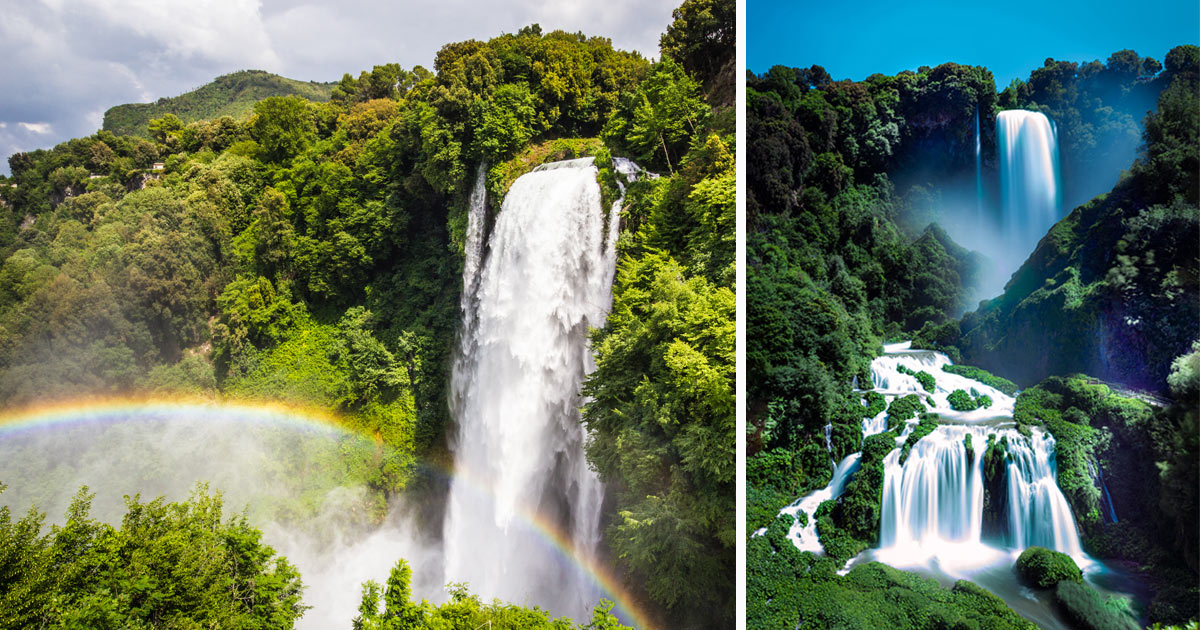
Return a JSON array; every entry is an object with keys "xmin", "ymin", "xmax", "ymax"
[
  {"xmin": 886, "ymin": 394, "xmax": 925, "ymax": 429},
  {"xmin": 103, "ymin": 70, "xmax": 334, "ymax": 138},
  {"xmin": 581, "ymin": 2, "xmax": 735, "ymax": 622},
  {"xmin": 896, "ymin": 364, "xmax": 936, "ymax": 392},
  {"xmin": 1015, "ymin": 371, "xmax": 1199, "ymax": 624},
  {"xmin": 862, "ymin": 391, "xmax": 886, "ymax": 418},
  {"xmin": 748, "ymin": 514, "xmax": 1037, "ymax": 629},
  {"xmin": 354, "ymin": 559, "xmax": 632, "ymax": 630},
  {"xmin": 1015, "ymin": 546, "xmax": 1082, "ymax": 588},
  {"xmin": 898, "ymin": 413, "xmax": 938, "ymax": 464},
  {"xmin": 942, "ymin": 364, "xmax": 1019, "ymax": 395},
  {"xmin": 947, "ymin": 388, "xmax": 991, "ymax": 411},
  {"xmin": 958, "ymin": 47, "xmax": 1198, "ymax": 395},
  {"xmin": 0, "ymin": 4, "xmax": 735, "ymax": 625},
  {"xmin": 0, "ymin": 483, "xmax": 305, "ymax": 629},
  {"xmin": 1055, "ymin": 581, "xmax": 1140, "ymax": 630}
]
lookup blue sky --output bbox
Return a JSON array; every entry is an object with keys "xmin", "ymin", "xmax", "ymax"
[{"xmin": 748, "ymin": 0, "xmax": 1200, "ymax": 87}]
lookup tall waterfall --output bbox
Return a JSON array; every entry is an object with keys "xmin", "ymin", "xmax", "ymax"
[
  {"xmin": 997, "ymin": 110, "xmax": 1061, "ymax": 260},
  {"xmin": 444, "ymin": 158, "xmax": 617, "ymax": 617}
]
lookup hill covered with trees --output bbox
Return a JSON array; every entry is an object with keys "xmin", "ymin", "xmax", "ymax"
[{"xmin": 102, "ymin": 70, "xmax": 335, "ymax": 138}]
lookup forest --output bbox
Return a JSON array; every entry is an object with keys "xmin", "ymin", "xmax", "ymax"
[
  {"xmin": 0, "ymin": 0, "xmax": 734, "ymax": 626},
  {"xmin": 747, "ymin": 45, "xmax": 1198, "ymax": 629}
]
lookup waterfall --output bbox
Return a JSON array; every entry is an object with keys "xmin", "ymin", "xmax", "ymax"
[
  {"xmin": 1005, "ymin": 432, "xmax": 1084, "ymax": 557},
  {"xmin": 774, "ymin": 342, "xmax": 1086, "ymax": 568},
  {"xmin": 975, "ymin": 107, "xmax": 983, "ymax": 224},
  {"xmin": 444, "ymin": 157, "xmax": 617, "ymax": 617},
  {"xmin": 880, "ymin": 425, "xmax": 985, "ymax": 549},
  {"xmin": 869, "ymin": 344, "xmax": 1084, "ymax": 564},
  {"xmin": 778, "ymin": 454, "xmax": 862, "ymax": 552},
  {"xmin": 997, "ymin": 110, "xmax": 1061, "ymax": 260}
]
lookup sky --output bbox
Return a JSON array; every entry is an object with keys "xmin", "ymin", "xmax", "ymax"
[
  {"xmin": 0, "ymin": 0, "xmax": 680, "ymax": 175},
  {"xmin": 749, "ymin": 0, "xmax": 1200, "ymax": 87}
]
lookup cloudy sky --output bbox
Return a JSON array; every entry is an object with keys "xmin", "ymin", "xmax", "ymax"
[{"xmin": 0, "ymin": 0, "xmax": 680, "ymax": 174}]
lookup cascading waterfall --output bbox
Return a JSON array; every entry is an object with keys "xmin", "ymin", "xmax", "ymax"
[
  {"xmin": 873, "ymin": 345, "xmax": 1083, "ymax": 564},
  {"xmin": 770, "ymin": 342, "xmax": 1087, "ymax": 572},
  {"xmin": 997, "ymin": 110, "xmax": 1061, "ymax": 259},
  {"xmin": 1005, "ymin": 432, "xmax": 1084, "ymax": 557},
  {"xmin": 444, "ymin": 157, "xmax": 622, "ymax": 618}
]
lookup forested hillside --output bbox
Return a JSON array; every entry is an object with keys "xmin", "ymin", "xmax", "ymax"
[
  {"xmin": 0, "ymin": 0, "xmax": 734, "ymax": 625},
  {"xmin": 102, "ymin": 70, "xmax": 335, "ymax": 138},
  {"xmin": 957, "ymin": 46, "xmax": 1199, "ymax": 394}
]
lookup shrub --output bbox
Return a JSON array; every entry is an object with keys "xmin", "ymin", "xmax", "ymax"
[
  {"xmin": 862, "ymin": 391, "xmax": 886, "ymax": 418},
  {"xmin": 887, "ymin": 394, "xmax": 925, "ymax": 428},
  {"xmin": 1016, "ymin": 546, "xmax": 1083, "ymax": 588},
  {"xmin": 948, "ymin": 389, "xmax": 978, "ymax": 411}
]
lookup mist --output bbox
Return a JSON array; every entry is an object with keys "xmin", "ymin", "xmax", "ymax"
[{"xmin": 0, "ymin": 408, "xmax": 446, "ymax": 629}]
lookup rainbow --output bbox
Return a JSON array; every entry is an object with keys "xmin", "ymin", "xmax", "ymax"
[{"xmin": 0, "ymin": 396, "xmax": 658, "ymax": 629}]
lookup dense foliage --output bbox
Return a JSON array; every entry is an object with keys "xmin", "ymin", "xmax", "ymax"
[
  {"xmin": 0, "ymin": 483, "xmax": 305, "ymax": 628},
  {"xmin": 941, "ymin": 364, "xmax": 1018, "ymax": 396},
  {"xmin": 354, "ymin": 559, "xmax": 632, "ymax": 630},
  {"xmin": 748, "ymin": 514, "xmax": 1037, "ymax": 629},
  {"xmin": 582, "ymin": 1, "xmax": 735, "ymax": 623},
  {"xmin": 1014, "ymin": 372, "xmax": 1199, "ymax": 624},
  {"xmin": 0, "ymin": 5, "xmax": 735, "ymax": 626},
  {"xmin": 103, "ymin": 70, "xmax": 335, "ymax": 138},
  {"xmin": 957, "ymin": 48, "xmax": 1199, "ymax": 394}
]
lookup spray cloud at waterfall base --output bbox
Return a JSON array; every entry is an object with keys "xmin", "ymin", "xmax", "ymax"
[{"xmin": 766, "ymin": 342, "xmax": 1146, "ymax": 630}]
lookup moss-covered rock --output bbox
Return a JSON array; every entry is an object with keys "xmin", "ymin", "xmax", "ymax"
[
  {"xmin": 1016, "ymin": 546, "xmax": 1083, "ymax": 589},
  {"xmin": 1054, "ymin": 580, "xmax": 1139, "ymax": 630}
]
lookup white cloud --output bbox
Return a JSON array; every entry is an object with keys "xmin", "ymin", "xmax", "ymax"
[{"xmin": 17, "ymin": 122, "xmax": 52, "ymax": 134}]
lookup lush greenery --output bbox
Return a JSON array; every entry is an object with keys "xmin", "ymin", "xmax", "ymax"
[
  {"xmin": 354, "ymin": 559, "xmax": 632, "ymax": 630},
  {"xmin": 941, "ymin": 364, "xmax": 1018, "ymax": 396},
  {"xmin": 0, "ymin": 483, "xmax": 306, "ymax": 628},
  {"xmin": 0, "ymin": 3, "xmax": 735, "ymax": 625},
  {"xmin": 999, "ymin": 48, "xmax": 1189, "ymax": 210},
  {"xmin": 947, "ymin": 388, "xmax": 992, "ymax": 411},
  {"xmin": 748, "ymin": 513, "xmax": 1037, "ymax": 629},
  {"xmin": 1055, "ymin": 580, "xmax": 1140, "ymax": 630},
  {"xmin": 103, "ymin": 70, "xmax": 335, "ymax": 138},
  {"xmin": 747, "ymin": 44, "xmax": 1198, "ymax": 630},
  {"xmin": 1014, "ymin": 371, "xmax": 1199, "ymax": 624},
  {"xmin": 581, "ymin": 0, "xmax": 735, "ymax": 623},
  {"xmin": 1015, "ymin": 546, "xmax": 1082, "ymax": 589},
  {"xmin": 956, "ymin": 46, "xmax": 1199, "ymax": 394}
]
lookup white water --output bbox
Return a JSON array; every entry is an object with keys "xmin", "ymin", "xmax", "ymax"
[
  {"xmin": 873, "ymin": 344, "xmax": 1084, "ymax": 566},
  {"xmin": 443, "ymin": 157, "xmax": 619, "ymax": 618},
  {"xmin": 998, "ymin": 110, "xmax": 1061, "ymax": 264},
  {"xmin": 779, "ymin": 454, "xmax": 861, "ymax": 552},
  {"xmin": 774, "ymin": 343, "xmax": 1086, "ymax": 571}
]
